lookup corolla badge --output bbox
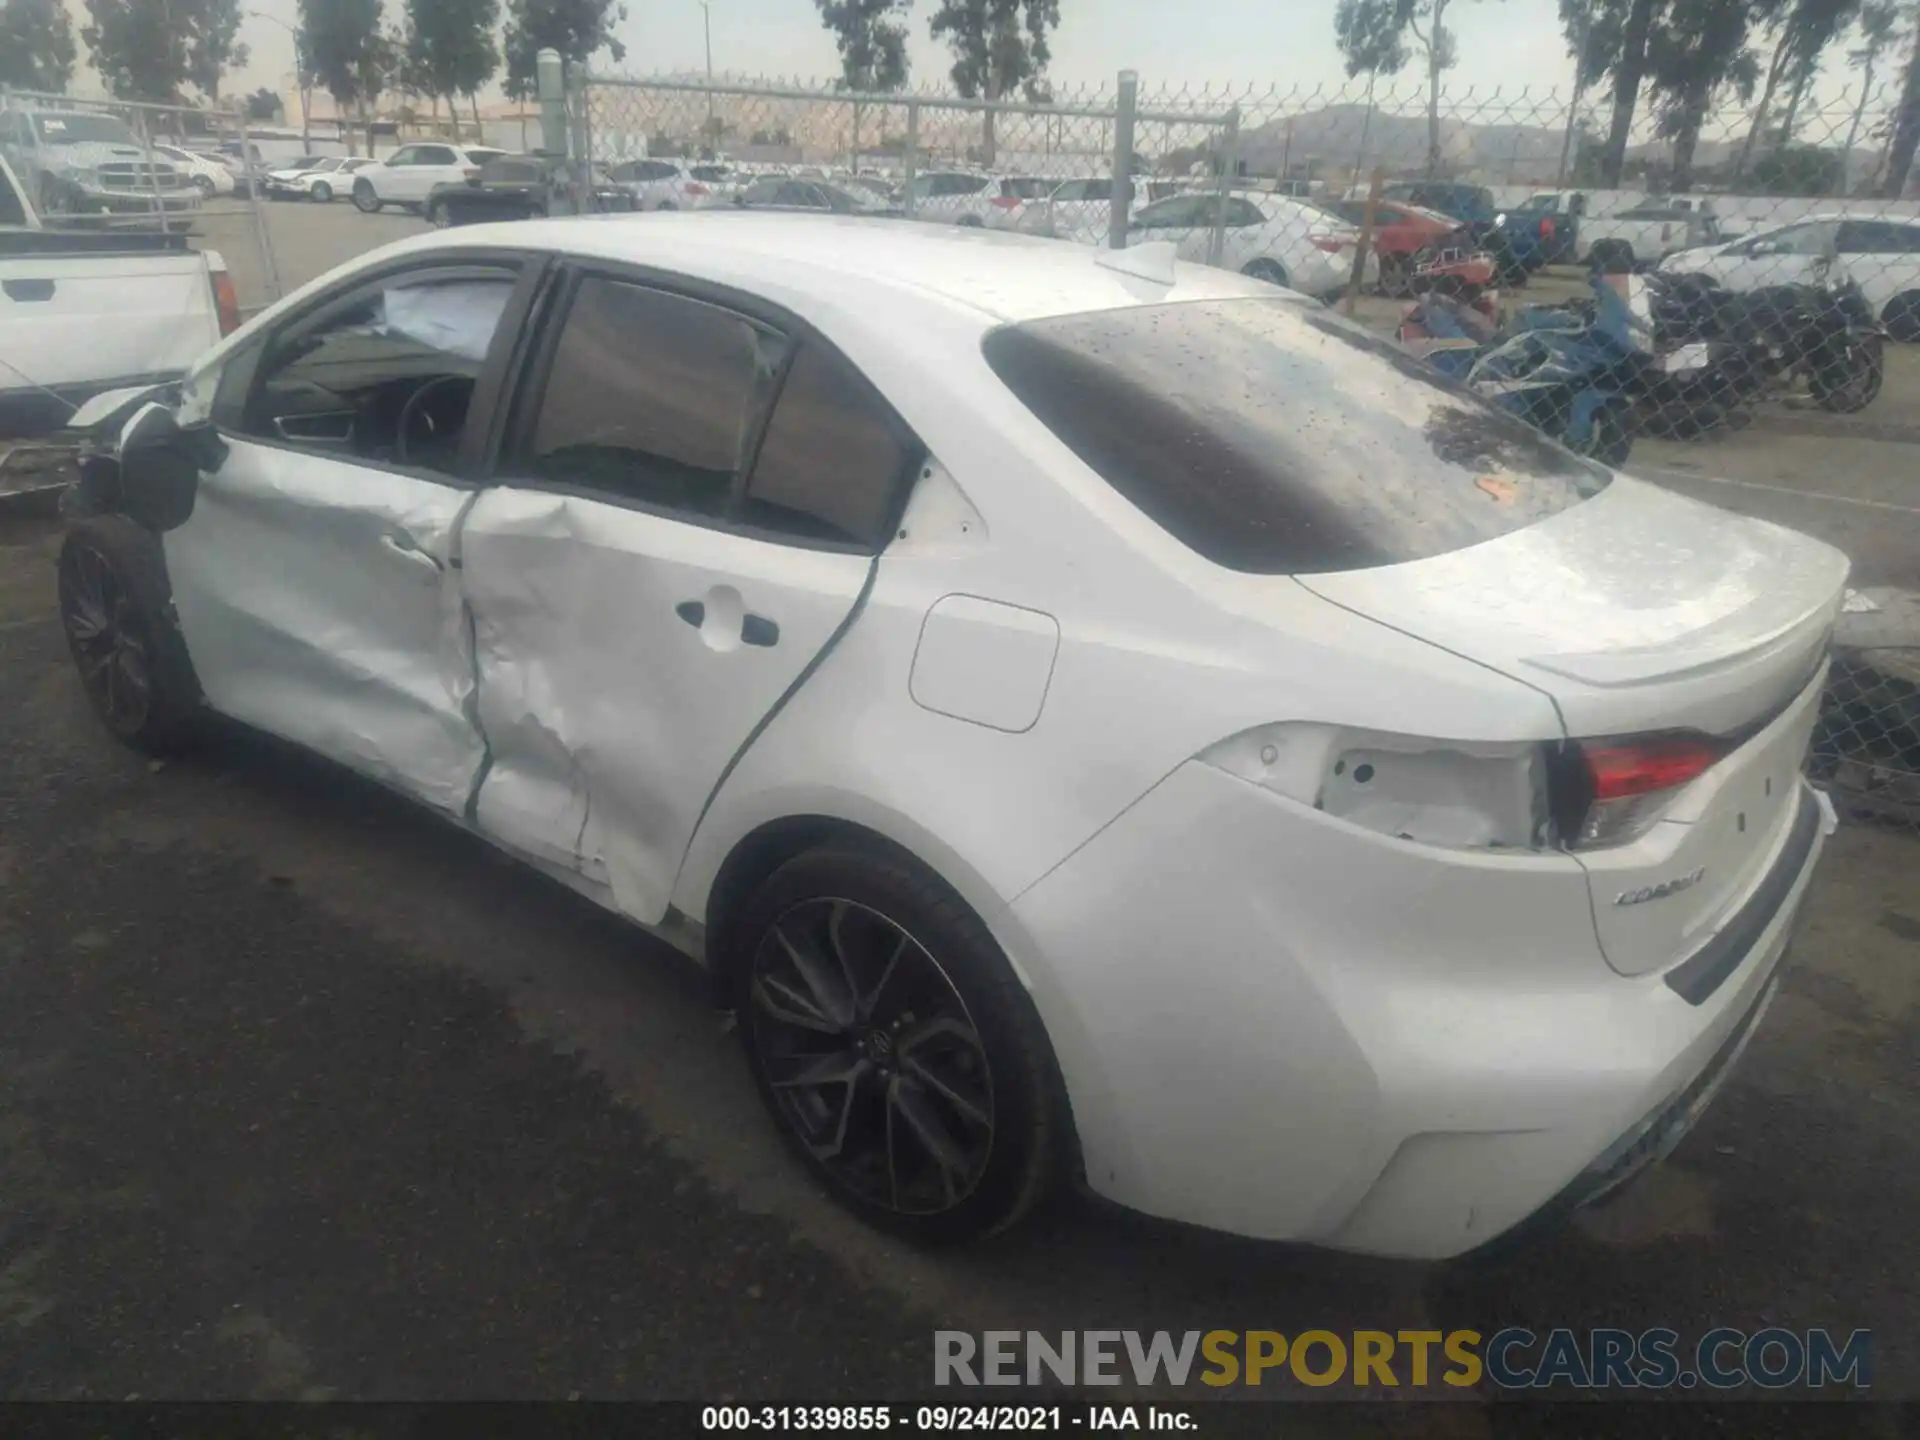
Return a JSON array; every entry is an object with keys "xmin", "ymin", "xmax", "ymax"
[{"xmin": 1615, "ymin": 867, "xmax": 1707, "ymax": 906}]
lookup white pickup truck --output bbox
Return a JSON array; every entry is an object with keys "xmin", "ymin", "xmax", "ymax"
[
  {"xmin": 1522, "ymin": 190, "xmax": 1724, "ymax": 270},
  {"xmin": 1, "ymin": 152, "xmax": 236, "ymax": 439}
]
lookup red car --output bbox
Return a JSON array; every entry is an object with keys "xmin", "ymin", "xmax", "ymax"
[{"xmin": 1328, "ymin": 199, "xmax": 1461, "ymax": 293}]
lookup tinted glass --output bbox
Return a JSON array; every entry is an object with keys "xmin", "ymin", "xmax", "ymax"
[
  {"xmin": 1838, "ymin": 220, "xmax": 1920, "ymax": 254},
  {"xmin": 32, "ymin": 113, "xmax": 138, "ymax": 144},
  {"xmin": 524, "ymin": 279, "xmax": 786, "ymax": 517},
  {"xmin": 742, "ymin": 344, "xmax": 913, "ymax": 546},
  {"xmin": 982, "ymin": 298, "xmax": 1610, "ymax": 574},
  {"xmin": 420, "ymin": 147, "xmax": 458, "ymax": 165},
  {"xmin": 741, "ymin": 178, "xmax": 784, "ymax": 204},
  {"xmin": 689, "ymin": 165, "xmax": 731, "ymax": 182},
  {"xmin": 246, "ymin": 272, "xmax": 516, "ymax": 475},
  {"xmin": 1003, "ymin": 177, "xmax": 1052, "ymax": 198},
  {"xmin": 775, "ymin": 181, "xmax": 823, "ymax": 207}
]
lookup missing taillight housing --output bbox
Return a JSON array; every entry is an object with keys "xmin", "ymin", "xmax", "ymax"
[
  {"xmin": 1547, "ymin": 733, "xmax": 1731, "ymax": 849},
  {"xmin": 991, "ymin": 195, "xmax": 1022, "ymax": 209},
  {"xmin": 210, "ymin": 269, "xmax": 240, "ymax": 336}
]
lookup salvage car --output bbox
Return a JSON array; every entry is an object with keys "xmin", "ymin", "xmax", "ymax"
[
  {"xmin": 57, "ymin": 216, "xmax": 1846, "ymax": 1257},
  {"xmin": 425, "ymin": 155, "xmax": 634, "ymax": 226}
]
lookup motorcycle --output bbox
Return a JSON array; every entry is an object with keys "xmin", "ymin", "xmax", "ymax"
[
  {"xmin": 1402, "ymin": 265, "xmax": 1648, "ymax": 464},
  {"xmin": 1637, "ymin": 272, "xmax": 1885, "ymax": 429}
]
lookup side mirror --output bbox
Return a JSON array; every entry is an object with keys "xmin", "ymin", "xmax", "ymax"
[{"xmin": 116, "ymin": 403, "xmax": 221, "ymax": 532}]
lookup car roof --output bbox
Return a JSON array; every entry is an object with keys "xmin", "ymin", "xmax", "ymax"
[{"xmin": 381, "ymin": 211, "xmax": 1265, "ymax": 325}]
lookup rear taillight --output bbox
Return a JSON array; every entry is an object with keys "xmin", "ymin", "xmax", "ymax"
[
  {"xmin": 1310, "ymin": 233, "xmax": 1347, "ymax": 253},
  {"xmin": 463, "ymin": 166, "xmax": 480, "ymax": 180},
  {"xmin": 991, "ymin": 195, "xmax": 1022, "ymax": 209},
  {"xmin": 1550, "ymin": 733, "xmax": 1731, "ymax": 848},
  {"xmin": 685, "ymin": 182, "xmax": 710, "ymax": 196},
  {"xmin": 210, "ymin": 268, "xmax": 240, "ymax": 336}
]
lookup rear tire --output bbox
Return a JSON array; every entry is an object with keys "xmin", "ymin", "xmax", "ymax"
[
  {"xmin": 1810, "ymin": 330, "xmax": 1884, "ymax": 413},
  {"xmin": 1588, "ymin": 240, "xmax": 1635, "ymax": 275},
  {"xmin": 57, "ymin": 515, "xmax": 202, "ymax": 755},
  {"xmin": 1573, "ymin": 401, "xmax": 1633, "ymax": 466},
  {"xmin": 310, "ymin": 180, "xmax": 333, "ymax": 203},
  {"xmin": 958, "ymin": 215, "xmax": 984, "ymax": 227},
  {"xmin": 352, "ymin": 179, "xmax": 382, "ymax": 213},
  {"xmin": 730, "ymin": 844, "xmax": 1068, "ymax": 1245},
  {"xmin": 1242, "ymin": 259, "xmax": 1291, "ymax": 290},
  {"xmin": 657, "ymin": 200, "xmax": 677, "ymax": 212},
  {"xmin": 428, "ymin": 198, "xmax": 451, "ymax": 228},
  {"xmin": 1883, "ymin": 292, "xmax": 1920, "ymax": 344},
  {"xmin": 192, "ymin": 174, "xmax": 215, "ymax": 200}
]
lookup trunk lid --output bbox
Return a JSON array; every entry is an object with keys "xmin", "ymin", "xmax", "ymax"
[{"xmin": 1299, "ymin": 477, "xmax": 1847, "ymax": 977}]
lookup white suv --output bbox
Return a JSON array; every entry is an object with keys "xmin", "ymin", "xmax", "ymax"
[
  {"xmin": 352, "ymin": 143, "xmax": 506, "ymax": 213},
  {"xmin": 908, "ymin": 171, "xmax": 1055, "ymax": 227},
  {"xmin": 607, "ymin": 158, "xmax": 721, "ymax": 211}
]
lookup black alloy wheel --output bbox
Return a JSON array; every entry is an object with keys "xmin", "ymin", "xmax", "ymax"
[
  {"xmin": 746, "ymin": 897, "xmax": 995, "ymax": 1217},
  {"xmin": 59, "ymin": 538, "xmax": 154, "ymax": 740}
]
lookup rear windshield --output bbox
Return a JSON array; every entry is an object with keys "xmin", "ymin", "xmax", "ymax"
[{"xmin": 981, "ymin": 298, "xmax": 1611, "ymax": 575}]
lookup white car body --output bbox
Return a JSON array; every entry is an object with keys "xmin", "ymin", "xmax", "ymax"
[
  {"xmin": 908, "ymin": 171, "xmax": 1055, "ymax": 228},
  {"xmin": 90, "ymin": 216, "xmax": 1844, "ymax": 1259},
  {"xmin": 152, "ymin": 145, "xmax": 236, "ymax": 198},
  {"xmin": 1014, "ymin": 177, "xmax": 1189, "ymax": 245},
  {"xmin": 1571, "ymin": 203, "xmax": 1721, "ymax": 266},
  {"xmin": 353, "ymin": 143, "xmax": 505, "ymax": 209},
  {"xmin": 1131, "ymin": 189, "xmax": 1380, "ymax": 298},
  {"xmin": 1661, "ymin": 212, "xmax": 1920, "ymax": 338},
  {"xmin": 607, "ymin": 158, "xmax": 723, "ymax": 211},
  {"xmin": 267, "ymin": 155, "xmax": 376, "ymax": 202}
]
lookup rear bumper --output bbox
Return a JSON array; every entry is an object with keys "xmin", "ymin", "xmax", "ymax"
[{"xmin": 1005, "ymin": 761, "xmax": 1828, "ymax": 1259}]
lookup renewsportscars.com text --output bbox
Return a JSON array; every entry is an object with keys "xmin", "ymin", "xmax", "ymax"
[{"xmin": 933, "ymin": 1328, "xmax": 1871, "ymax": 1391}]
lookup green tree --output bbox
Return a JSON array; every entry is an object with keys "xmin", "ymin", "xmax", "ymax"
[
  {"xmin": 299, "ymin": 0, "xmax": 386, "ymax": 151},
  {"xmin": 1730, "ymin": 0, "xmax": 1855, "ymax": 182},
  {"xmin": 406, "ymin": 0, "xmax": 499, "ymax": 138},
  {"xmin": 1334, "ymin": 0, "xmax": 1490, "ymax": 178},
  {"xmin": 244, "ymin": 85, "xmax": 285, "ymax": 118},
  {"xmin": 83, "ymin": 0, "xmax": 190, "ymax": 100},
  {"xmin": 1576, "ymin": 0, "xmax": 1666, "ymax": 186},
  {"xmin": 1881, "ymin": 10, "xmax": 1920, "ymax": 196},
  {"xmin": 0, "ymin": 0, "xmax": 77, "ymax": 91},
  {"xmin": 815, "ymin": 0, "xmax": 911, "ymax": 159},
  {"xmin": 928, "ymin": 0, "xmax": 1060, "ymax": 166},
  {"xmin": 502, "ymin": 0, "xmax": 626, "ymax": 99},
  {"xmin": 184, "ymin": 0, "xmax": 250, "ymax": 100},
  {"xmin": 1837, "ymin": 0, "xmax": 1901, "ymax": 192},
  {"xmin": 1644, "ymin": 0, "xmax": 1764, "ymax": 191}
]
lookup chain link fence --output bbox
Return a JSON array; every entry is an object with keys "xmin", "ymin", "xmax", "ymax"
[{"xmin": 0, "ymin": 86, "xmax": 281, "ymax": 309}]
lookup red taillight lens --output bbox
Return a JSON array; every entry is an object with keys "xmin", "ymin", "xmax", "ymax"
[
  {"xmin": 463, "ymin": 167, "xmax": 480, "ymax": 180},
  {"xmin": 211, "ymin": 269, "xmax": 240, "ymax": 336},
  {"xmin": 685, "ymin": 182, "xmax": 710, "ymax": 196},
  {"xmin": 991, "ymin": 195, "xmax": 1022, "ymax": 208},
  {"xmin": 1550, "ymin": 733, "xmax": 1731, "ymax": 848},
  {"xmin": 1310, "ymin": 234, "xmax": 1346, "ymax": 252},
  {"xmin": 1585, "ymin": 736, "xmax": 1726, "ymax": 801}
]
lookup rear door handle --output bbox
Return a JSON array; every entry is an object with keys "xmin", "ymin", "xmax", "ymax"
[{"xmin": 380, "ymin": 531, "xmax": 442, "ymax": 574}]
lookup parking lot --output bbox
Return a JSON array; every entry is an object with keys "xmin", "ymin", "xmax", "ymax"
[{"xmin": 1, "ymin": 195, "xmax": 1916, "ymax": 1414}]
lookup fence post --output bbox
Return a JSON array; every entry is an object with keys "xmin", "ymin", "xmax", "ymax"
[
  {"xmin": 568, "ymin": 60, "xmax": 593, "ymax": 212},
  {"xmin": 1109, "ymin": 69, "xmax": 1138, "ymax": 250},
  {"xmin": 903, "ymin": 100, "xmax": 920, "ymax": 218},
  {"xmin": 537, "ymin": 48, "xmax": 574, "ymax": 215},
  {"xmin": 132, "ymin": 108, "xmax": 167, "ymax": 230},
  {"xmin": 1208, "ymin": 105, "xmax": 1240, "ymax": 267},
  {"xmin": 1342, "ymin": 166, "xmax": 1384, "ymax": 318},
  {"xmin": 233, "ymin": 106, "xmax": 283, "ymax": 305}
]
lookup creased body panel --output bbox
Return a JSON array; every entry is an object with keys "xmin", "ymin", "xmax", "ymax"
[
  {"xmin": 164, "ymin": 438, "xmax": 484, "ymax": 812},
  {"xmin": 459, "ymin": 487, "xmax": 871, "ymax": 924}
]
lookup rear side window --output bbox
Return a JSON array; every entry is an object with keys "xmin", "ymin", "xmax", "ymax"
[
  {"xmin": 982, "ymin": 298, "xmax": 1610, "ymax": 575},
  {"xmin": 1002, "ymin": 177, "xmax": 1052, "ymax": 199},
  {"xmin": 742, "ymin": 343, "xmax": 914, "ymax": 546},
  {"xmin": 522, "ymin": 278, "xmax": 785, "ymax": 518}
]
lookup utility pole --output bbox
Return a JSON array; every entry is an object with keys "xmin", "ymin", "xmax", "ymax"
[{"xmin": 700, "ymin": 0, "xmax": 715, "ymax": 148}]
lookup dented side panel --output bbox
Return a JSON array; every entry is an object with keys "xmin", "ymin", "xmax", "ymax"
[
  {"xmin": 163, "ymin": 437, "xmax": 486, "ymax": 813},
  {"xmin": 458, "ymin": 487, "xmax": 872, "ymax": 925}
]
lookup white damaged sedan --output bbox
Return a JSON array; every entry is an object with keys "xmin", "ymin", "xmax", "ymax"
[{"xmin": 58, "ymin": 216, "xmax": 1846, "ymax": 1257}]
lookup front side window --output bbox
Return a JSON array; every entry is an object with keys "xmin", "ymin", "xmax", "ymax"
[
  {"xmin": 386, "ymin": 147, "xmax": 418, "ymax": 167},
  {"xmin": 520, "ymin": 278, "xmax": 785, "ymax": 518},
  {"xmin": 32, "ymin": 113, "xmax": 138, "ymax": 145},
  {"xmin": 242, "ymin": 269, "xmax": 516, "ymax": 476},
  {"xmin": 983, "ymin": 298, "xmax": 1610, "ymax": 575}
]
